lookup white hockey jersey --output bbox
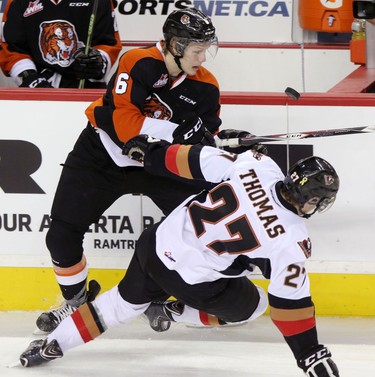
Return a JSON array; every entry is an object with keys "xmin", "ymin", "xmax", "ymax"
[{"xmin": 155, "ymin": 146, "xmax": 312, "ymax": 302}]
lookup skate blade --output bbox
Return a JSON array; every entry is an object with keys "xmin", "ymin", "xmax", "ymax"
[
  {"xmin": 185, "ymin": 324, "xmax": 215, "ymax": 329},
  {"xmin": 185, "ymin": 322, "xmax": 247, "ymax": 329}
]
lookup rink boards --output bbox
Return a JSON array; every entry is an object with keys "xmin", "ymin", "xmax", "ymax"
[{"xmin": 0, "ymin": 90, "xmax": 374, "ymax": 316}]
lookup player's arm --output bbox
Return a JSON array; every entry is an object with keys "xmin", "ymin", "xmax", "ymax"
[
  {"xmin": 89, "ymin": 0, "xmax": 122, "ymax": 76},
  {"xmin": 123, "ymin": 136, "xmax": 237, "ymax": 183},
  {"xmin": 111, "ymin": 62, "xmax": 218, "ymax": 146},
  {"xmin": 269, "ymin": 262, "xmax": 339, "ymax": 376},
  {"xmin": 87, "ymin": 53, "xmax": 217, "ymax": 146},
  {"xmin": 189, "ymin": 70, "xmax": 222, "ymax": 136},
  {"xmin": 0, "ymin": 0, "xmax": 37, "ymax": 81},
  {"xmin": 68, "ymin": 1, "xmax": 121, "ymax": 82},
  {"xmin": 86, "ymin": 53, "xmax": 180, "ymax": 144}
]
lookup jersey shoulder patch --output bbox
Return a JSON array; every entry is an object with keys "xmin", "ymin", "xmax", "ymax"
[{"xmin": 297, "ymin": 238, "xmax": 312, "ymax": 258}]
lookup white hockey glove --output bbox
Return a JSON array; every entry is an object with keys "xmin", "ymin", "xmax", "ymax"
[
  {"xmin": 173, "ymin": 113, "xmax": 215, "ymax": 146},
  {"xmin": 122, "ymin": 135, "xmax": 169, "ymax": 163},
  {"xmin": 297, "ymin": 345, "xmax": 339, "ymax": 377}
]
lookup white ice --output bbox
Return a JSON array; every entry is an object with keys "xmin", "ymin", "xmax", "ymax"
[{"xmin": 0, "ymin": 312, "xmax": 374, "ymax": 376}]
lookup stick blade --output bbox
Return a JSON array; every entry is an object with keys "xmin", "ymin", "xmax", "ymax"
[{"xmin": 363, "ymin": 125, "xmax": 375, "ymax": 132}]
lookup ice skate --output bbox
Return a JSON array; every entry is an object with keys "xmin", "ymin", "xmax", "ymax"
[
  {"xmin": 144, "ymin": 300, "xmax": 184, "ymax": 332},
  {"xmin": 36, "ymin": 279, "xmax": 101, "ymax": 333},
  {"xmin": 20, "ymin": 339, "xmax": 63, "ymax": 367}
]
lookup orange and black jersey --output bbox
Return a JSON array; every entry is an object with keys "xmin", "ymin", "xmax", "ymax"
[
  {"xmin": 86, "ymin": 42, "xmax": 222, "ymax": 148},
  {"xmin": 0, "ymin": 0, "xmax": 121, "ymax": 82}
]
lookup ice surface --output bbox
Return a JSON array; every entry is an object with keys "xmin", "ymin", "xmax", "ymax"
[{"xmin": 0, "ymin": 312, "xmax": 374, "ymax": 376}]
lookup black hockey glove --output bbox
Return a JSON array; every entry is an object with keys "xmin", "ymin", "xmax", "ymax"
[
  {"xmin": 297, "ymin": 345, "xmax": 340, "ymax": 377},
  {"xmin": 217, "ymin": 128, "xmax": 268, "ymax": 155},
  {"xmin": 122, "ymin": 135, "xmax": 170, "ymax": 164},
  {"xmin": 217, "ymin": 128, "xmax": 250, "ymax": 140},
  {"xmin": 71, "ymin": 48, "xmax": 107, "ymax": 80},
  {"xmin": 173, "ymin": 114, "xmax": 215, "ymax": 146},
  {"xmin": 19, "ymin": 69, "xmax": 53, "ymax": 88}
]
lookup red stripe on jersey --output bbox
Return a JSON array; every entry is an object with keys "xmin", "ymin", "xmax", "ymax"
[
  {"xmin": 272, "ymin": 317, "xmax": 316, "ymax": 336},
  {"xmin": 71, "ymin": 310, "xmax": 93, "ymax": 343},
  {"xmin": 165, "ymin": 144, "xmax": 181, "ymax": 175}
]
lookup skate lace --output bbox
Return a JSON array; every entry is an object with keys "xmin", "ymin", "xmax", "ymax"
[{"xmin": 51, "ymin": 303, "xmax": 76, "ymax": 322}]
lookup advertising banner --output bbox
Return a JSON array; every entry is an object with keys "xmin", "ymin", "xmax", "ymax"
[
  {"xmin": 1, "ymin": 96, "xmax": 375, "ymax": 272},
  {"xmin": 0, "ymin": 0, "xmax": 293, "ymax": 43},
  {"xmin": 0, "ymin": 100, "xmax": 164, "ymax": 269},
  {"xmin": 112, "ymin": 0, "xmax": 292, "ymax": 43}
]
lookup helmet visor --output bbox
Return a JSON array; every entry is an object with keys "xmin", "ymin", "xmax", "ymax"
[
  {"xmin": 300, "ymin": 194, "xmax": 337, "ymax": 217},
  {"xmin": 174, "ymin": 36, "xmax": 218, "ymax": 61},
  {"xmin": 316, "ymin": 196, "xmax": 337, "ymax": 213}
]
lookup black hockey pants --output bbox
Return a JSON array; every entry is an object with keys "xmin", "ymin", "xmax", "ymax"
[
  {"xmin": 118, "ymin": 223, "xmax": 261, "ymax": 323},
  {"xmin": 46, "ymin": 124, "xmax": 213, "ymax": 268}
]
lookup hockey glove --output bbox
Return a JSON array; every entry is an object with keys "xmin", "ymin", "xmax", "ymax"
[
  {"xmin": 217, "ymin": 128, "xmax": 250, "ymax": 140},
  {"xmin": 297, "ymin": 345, "xmax": 340, "ymax": 377},
  {"xmin": 71, "ymin": 48, "xmax": 107, "ymax": 80},
  {"xmin": 173, "ymin": 114, "xmax": 215, "ymax": 146},
  {"xmin": 19, "ymin": 70, "xmax": 53, "ymax": 88},
  {"xmin": 217, "ymin": 128, "xmax": 267, "ymax": 155},
  {"xmin": 122, "ymin": 135, "xmax": 170, "ymax": 163}
]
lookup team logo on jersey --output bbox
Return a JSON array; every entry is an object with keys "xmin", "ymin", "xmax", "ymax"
[
  {"xmin": 153, "ymin": 74, "xmax": 168, "ymax": 88},
  {"xmin": 39, "ymin": 21, "xmax": 84, "ymax": 67},
  {"xmin": 143, "ymin": 93, "xmax": 173, "ymax": 120},
  {"xmin": 23, "ymin": 0, "xmax": 44, "ymax": 17},
  {"xmin": 298, "ymin": 238, "xmax": 312, "ymax": 258},
  {"xmin": 164, "ymin": 251, "xmax": 176, "ymax": 262}
]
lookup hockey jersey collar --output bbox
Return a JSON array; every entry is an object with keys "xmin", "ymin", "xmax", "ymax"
[{"xmin": 272, "ymin": 181, "xmax": 299, "ymax": 215}]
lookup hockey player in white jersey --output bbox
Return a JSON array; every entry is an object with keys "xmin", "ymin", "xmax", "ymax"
[{"xmin": 19, "ymin": 136, "xmax": 340, "ymax": 376}]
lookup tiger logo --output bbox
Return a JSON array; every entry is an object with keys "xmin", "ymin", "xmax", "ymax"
[
  {"xmin": 143, "ymin": 93, "xmax": 173, "ymax": 120},
  {"xmin": 39, "ymin": 20, "xmax": 84, "ymax": 67}
]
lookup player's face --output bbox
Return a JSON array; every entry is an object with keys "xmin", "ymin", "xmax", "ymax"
[{"xmin": 179, "ymin": 42, "xmax": 211, "ymax": 75}]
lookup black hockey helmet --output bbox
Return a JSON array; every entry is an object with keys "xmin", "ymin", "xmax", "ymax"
[
  {"xmin": 163, "ymin": 8, "xmax": 218, "ymax": 58},
  {"xmin": 284, "ymin": 156, "xmax": 340, "ymax": 217}
]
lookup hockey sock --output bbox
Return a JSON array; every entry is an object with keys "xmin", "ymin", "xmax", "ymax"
[
  {"xmin": 53, "ymin": 255, "xmax": 88, "ymax": 301},
  {"xmin": 46, "ymin": 302, "xmax": 104, "ymax": 352}
]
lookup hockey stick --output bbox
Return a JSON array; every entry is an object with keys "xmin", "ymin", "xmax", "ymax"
[
  {"xmin": 78, "ymin": 0, "xmax": 100, "ymax": 89},
  {"xmin": 216, "ymin": 125, "xmax": 375, "ymax": 147},
  {"xmin": 284, "ymin": 87, "xmax": 301, "ymax": 169}
]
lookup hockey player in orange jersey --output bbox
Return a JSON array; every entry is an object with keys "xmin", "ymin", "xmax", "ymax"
[
  {"xmin": 0, "ymin": 0, "xmax": 121, "ymax": 88},
  {"xmin": 33, "ymin": 7, "xmax": 258, "ymax": 335}
]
